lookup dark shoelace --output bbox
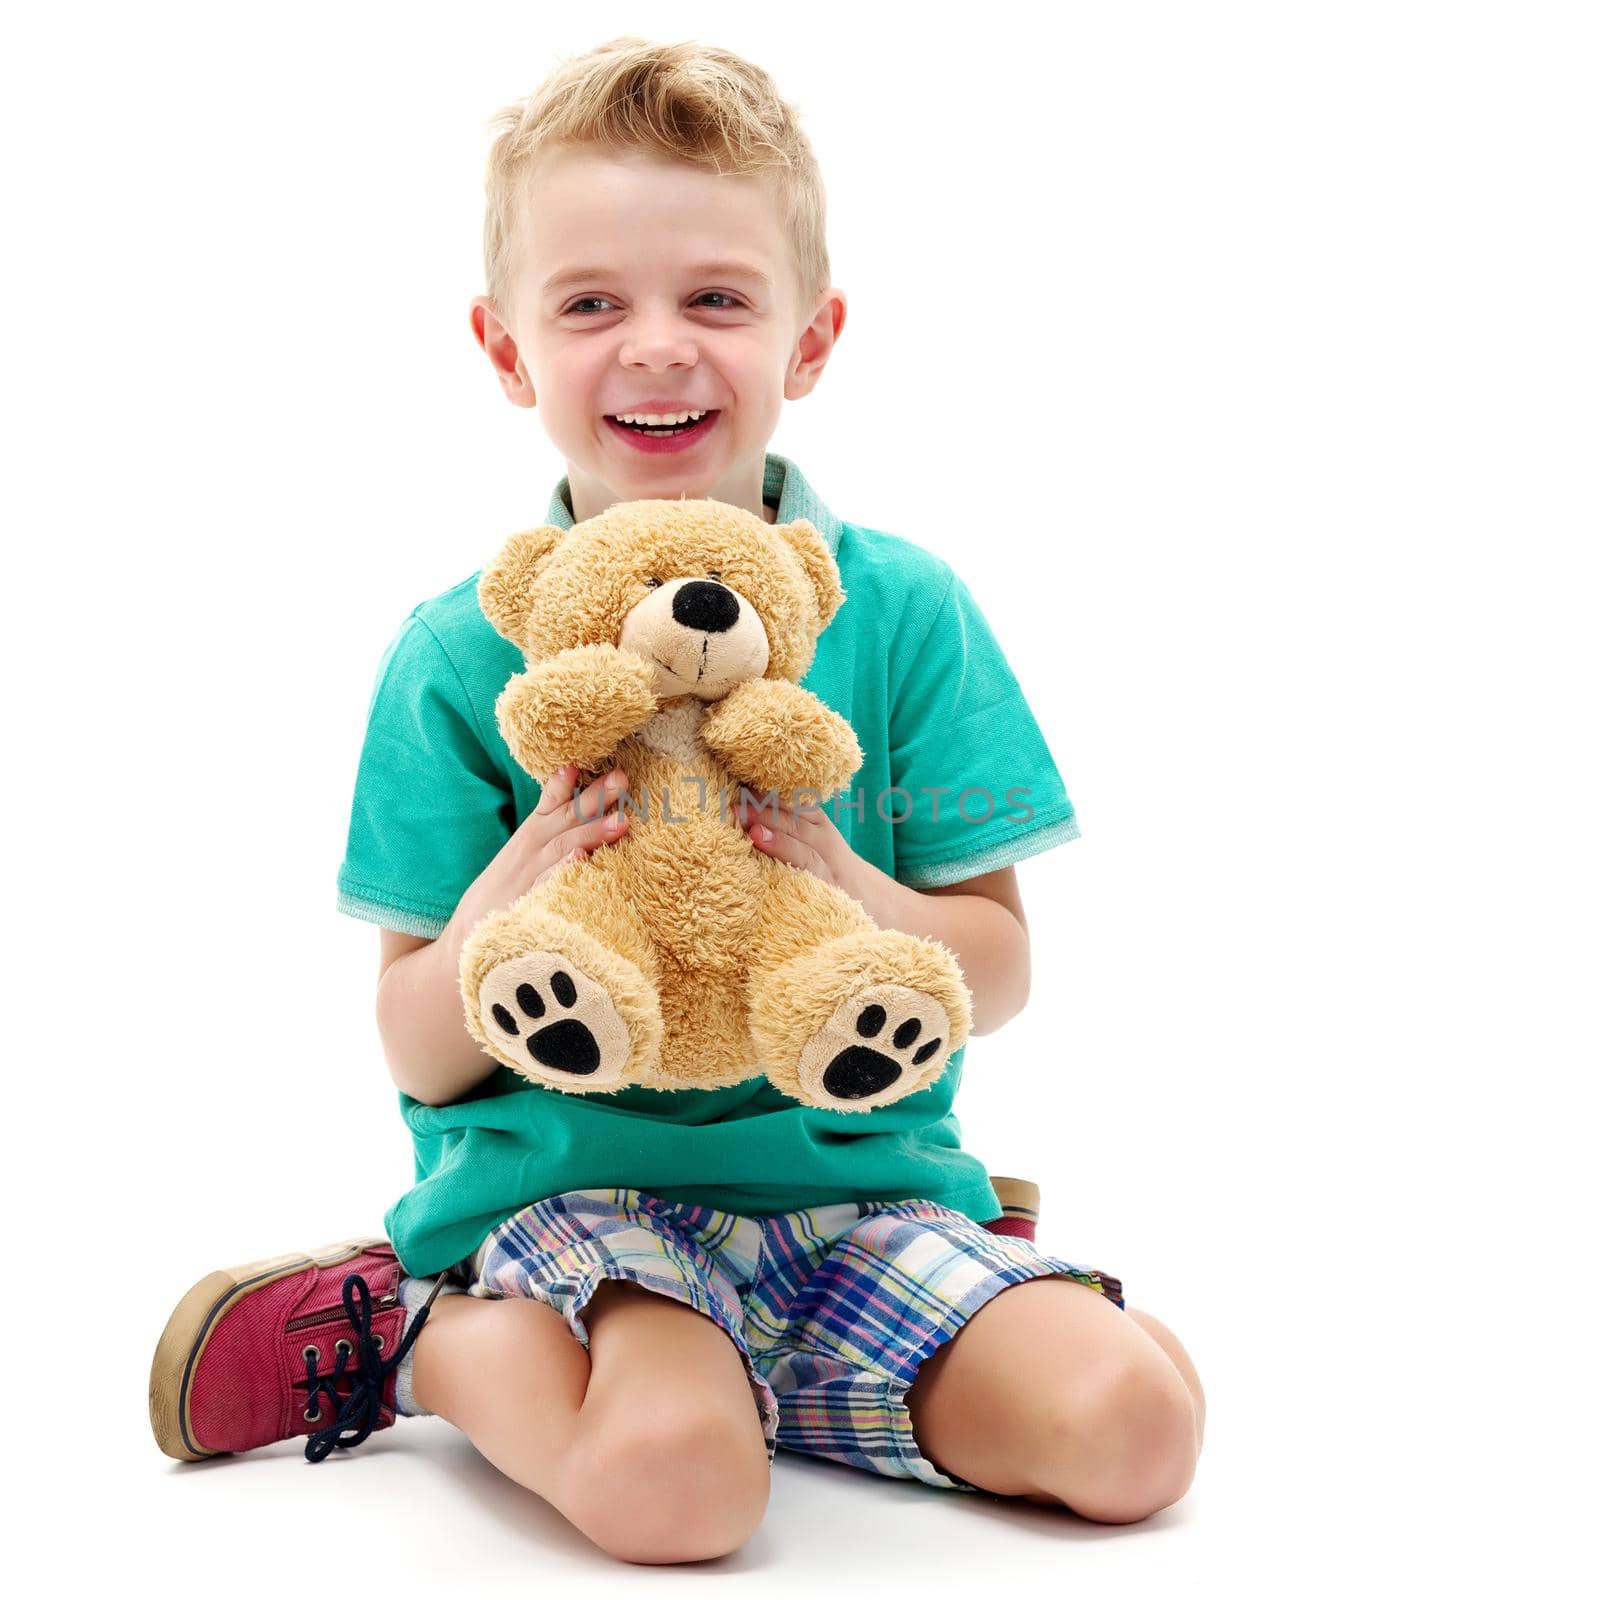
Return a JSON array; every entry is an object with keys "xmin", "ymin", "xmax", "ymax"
[{"xmin": 303, "ymin": 1271, "xmax": 445, "ymax": 1463}]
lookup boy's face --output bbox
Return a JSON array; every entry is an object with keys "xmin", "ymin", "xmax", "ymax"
[{"xmin": 472, "ymin": 146, "xmax": 845, "ymax": 523}]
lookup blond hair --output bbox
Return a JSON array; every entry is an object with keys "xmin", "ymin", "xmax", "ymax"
[{"xmin": 482, "ymin": 35, "xmax": 830, "ymax": 317}]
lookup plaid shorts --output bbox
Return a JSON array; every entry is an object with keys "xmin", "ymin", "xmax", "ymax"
[{"xmin": 455, "ymin": 1186, "xmax": 1124, "ymax": 1493}]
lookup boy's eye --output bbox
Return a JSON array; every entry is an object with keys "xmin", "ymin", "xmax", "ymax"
[{"xmin": 563, "ymin": 292, "xmax": 742, "ymax": 316}]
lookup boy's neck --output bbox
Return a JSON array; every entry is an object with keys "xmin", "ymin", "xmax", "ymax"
[{"xmin": 566, "ymin": 457, "xmax": 778, "ymax": 525}]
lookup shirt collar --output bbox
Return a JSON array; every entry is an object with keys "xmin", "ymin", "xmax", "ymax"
[{"xmin": 544, "ymin": 453, "xmax": 842, "ymax": 554}]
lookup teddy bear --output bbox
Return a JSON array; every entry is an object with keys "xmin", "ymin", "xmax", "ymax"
[{"xmin": 455, "ymin": 497, "xmax": 973, "ymax": 1114}]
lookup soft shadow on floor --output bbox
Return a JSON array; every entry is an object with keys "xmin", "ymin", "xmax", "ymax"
[
  {"xmin": 772, "ymin": 1445, "xmax": 1192, "ymax": 1544},
  {"xmin": 429, "ymin": 1423, "xmax": 1198, "ymax": 1570},
  {"xmin": 158, "ymin": 1414, "xmax": 1193, "ymax": 1578}
]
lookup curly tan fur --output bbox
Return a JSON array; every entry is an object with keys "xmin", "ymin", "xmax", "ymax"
[
  {"xmin": 495, "ymin": 644, "xmax": 659, "ymax": 782},
  {"xmin": 477, "ymin": 524, "xmax": 566, "ymax": 644},
  {"xmin": 457, "ymin": 498, "xmax": 973, "ymax": 1113},
  {"xmin": 698, "ymin": 677, "xmax": 863, "ymax": 805}
]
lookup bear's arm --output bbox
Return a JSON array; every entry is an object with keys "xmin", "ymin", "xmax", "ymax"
[
  {"xmin": 699, "ymin": 678, "xmax": 863, "ymax": 803},
  {"xmin": 495, "ymin": 643, "xmax": 659, "ymax": 782}
]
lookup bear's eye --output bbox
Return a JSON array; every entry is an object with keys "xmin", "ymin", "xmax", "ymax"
[
  {"xmin": 643, "ymin": 576, "xmax": 662, "ymax": 589},
  {"xmin": 707, "ymin": 570, "xmax": 722, "ymax": 580}
]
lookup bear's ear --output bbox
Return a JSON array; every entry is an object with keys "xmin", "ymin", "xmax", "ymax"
[
  {"xmin": 478, "ymin": 524, "xmax": 564, "ymax": 645},
  {"xmin": 773, "ymin": 517, "xmax": 845, "ymax": 631}
]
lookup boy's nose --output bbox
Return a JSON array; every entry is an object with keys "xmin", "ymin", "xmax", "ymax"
[{"xmin": 672, "ymin": 580, "xmax": 739, "ymax": 634}]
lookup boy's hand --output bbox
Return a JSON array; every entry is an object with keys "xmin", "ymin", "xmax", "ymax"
[
  {"xmin": 737, "ymin": 785, "xmax": 878, "ymax": 905},
  {"xmin": 445, "ymin": 763, "xmax": 631, "ymax": 956}
]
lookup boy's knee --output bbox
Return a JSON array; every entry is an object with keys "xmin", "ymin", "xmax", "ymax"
[
  {"xmin": 561, "ymin": 1405, "xmax": 771, "ymax": 1563},
  {"xmin": 1038, "ymin": 1354, "xmax": 1199, "ymax": 1523}
]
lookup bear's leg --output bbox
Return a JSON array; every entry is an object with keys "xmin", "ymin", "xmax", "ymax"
[
  {"xmin": 744, "ymin": 869, "xmax": 972, "ymax": 1113},
  {"xmin": 460, "ymin": 874, "xmax": 665, "ymax": 1095}
]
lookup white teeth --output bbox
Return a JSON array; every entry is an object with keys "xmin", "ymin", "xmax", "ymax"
[{"xmin": 614, "ymin": 410, "xmax": 707, "ymax": 425}]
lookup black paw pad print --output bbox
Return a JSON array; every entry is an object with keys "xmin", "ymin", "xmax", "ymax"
[
  {"xmin": 821, "ymin": 1001, "xmax": 944, "ymax": 1100},
  {"xmin": 489, "ymin": 969, "xmax": 599, "ymax": 1076}
]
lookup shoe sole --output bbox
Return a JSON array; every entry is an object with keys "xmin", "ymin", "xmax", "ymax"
[{"xmin": 148, "ymin": 1236, "xmax": 390, "ymax": 1462}]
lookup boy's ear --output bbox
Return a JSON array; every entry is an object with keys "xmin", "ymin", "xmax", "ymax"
[
  {"xmin": 774, "ymin": 517, "xmax": 845, "ymax": 630},
  {"xmin": 478, "ymin": 524, "xmax": 565, "ymax": 645}
]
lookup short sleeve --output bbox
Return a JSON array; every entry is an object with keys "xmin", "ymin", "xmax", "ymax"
[
  {"xmin": 887, "ymin": 568, "xmax": 1081, "ymax": 888},
  {"xmin": 335, "ymin": 615, "xmax": 515, "ymax": 937}
]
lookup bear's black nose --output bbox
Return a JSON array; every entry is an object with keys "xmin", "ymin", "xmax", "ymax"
[{"xmin": 672, "ymin": 580, "xmax": 740, "ymax": 634}]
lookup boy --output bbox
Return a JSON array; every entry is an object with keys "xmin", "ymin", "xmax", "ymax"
[{"xmin": 149, "ymin": 37, "xmax": 1203, "ymax": 1561}]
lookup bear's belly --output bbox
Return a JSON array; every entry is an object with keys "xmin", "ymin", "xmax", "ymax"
[
  {"xmin": 656, "ymin": 955, "xmax": 759, "ymax": 1084},
  {"xmin": 610, "ymin": 736, "xmax": 762, "ymax": 973}
]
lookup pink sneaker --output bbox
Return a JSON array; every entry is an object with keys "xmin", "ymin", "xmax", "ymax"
[
  {"xmin": 985, "ymin": 1176, "xmax": 1041, "ymax": 1242},
  {"xmin": 149, "ymin": 1237, "xmax": 439, "ymax": 1464}
]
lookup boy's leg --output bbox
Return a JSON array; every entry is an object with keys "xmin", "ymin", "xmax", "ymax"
[
  {"xmin": 408, "ymin": 1291, "xmax": 589, "ymax": 1504},
  {"xmin": 1124, "ymin": 1307, "xmax": 1207, "ymax": 1451},
  {"xmin": 408, "ymin": 1279, "xmax": 770, "ymax": 1565},
  {"xmin": 905, "ymin": 1279, "xmax": 1201, "ymax": 1522},
  {"xmin": 758, "ymin": 1198, "xmax": 1196, "ymax": 1521},
  {"xmin": 567, "ymin": 1281, "xmax": 773, "ymax": 1562}
]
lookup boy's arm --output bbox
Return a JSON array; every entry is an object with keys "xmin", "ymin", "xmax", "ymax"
[
  {"xmin": 860, "ymin": 864, "xmax": 1031, "ymax": 1036},
  {"xmin": 855, "ymin": 561, "xmax": 1075, "ymax": 1032},
  {"xmin": 370, "ymin": 763, "xmax": 641, "ymax": 1106},
  {"xmin": 739, "ymin": 782, "xmax": 1030, "ymax": 1034},
  {"xmin": 374, "ymin": 863, "xmax": 1028, "ymax": 1102},
  {"xmin": 375, "ymin": 925, "xmax": 501, "ymax": 1107}
]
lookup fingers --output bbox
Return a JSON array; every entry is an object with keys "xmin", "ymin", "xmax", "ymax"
[
  {"xmin": 572, "ymin": 766, "xmax": 630, "ymax": 824},
  {"xmin": 532, "ymin": 762, "xmax": 580, "ymax": 816},
  {"xmin": 526, "ymin": 800, "xmax": 628, "ymax": 891},
  {"xmin": 562, "ymin": 801, "xmax": 631, "ymax": 856},
  {"xmin": 527, "ymin": 771, "xmax": 839, "ymax": 889},
  {"xmin": 533, "ymin": 765, "xmax": 633, "ymax": 875},
  {"xmin": 736, "ymin": 786, "xmax": 819, "ymax": 839},
  {"xmin": 533, "ymin": 763, "xmax": 629, "ymax": 820},
  {"xmin": 513, "ymin": 762, "xmax": 633, "ymax": 896},
  {"xmin": 736, "ymin": 788, "xmax": 804, "ymax": 861},
  {"xmin": 531, "ymin": 843, "xmax": 589, "ymax": 889},
  {"xmin": 737, "ymin": 787, "xmax": 785, "ymax": 850},
  {"xmin": 743, "ymin": 817, "xmax": 821, "ymax": 875}
]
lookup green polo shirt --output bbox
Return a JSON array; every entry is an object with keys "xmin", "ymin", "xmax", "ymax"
[{"xmin": 337, "ymin": 454, "xmax": 1081, "ymax": 1277}]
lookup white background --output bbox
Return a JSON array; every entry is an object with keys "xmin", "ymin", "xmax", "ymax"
[{"xmin": 5, "ymin": 2, "xmax": 1596, "ymax": 1593}]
